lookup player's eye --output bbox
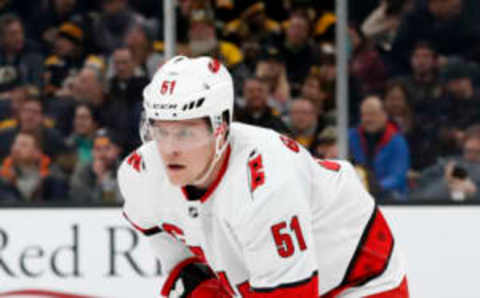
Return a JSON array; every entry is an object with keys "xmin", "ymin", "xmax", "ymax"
[
  {"xmin": 156, "ymin": 128, "xmax": 169, "ymax": 138},
  {"xmin": 176, "ymin": 128, "xmax": 194, "ymax": 139}
]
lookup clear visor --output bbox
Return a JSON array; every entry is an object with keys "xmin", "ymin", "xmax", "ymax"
[{"xmin": 149, "ymin": 121, "xmax": 215, "ymax": 151}]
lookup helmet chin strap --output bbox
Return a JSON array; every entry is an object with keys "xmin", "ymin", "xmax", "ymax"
[{"xmin": 191, "ymin": 132, "xmax": 229, "ymax": 186}]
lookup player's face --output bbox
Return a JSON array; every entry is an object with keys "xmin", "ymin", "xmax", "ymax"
[{"xmin": 152, "ymin": 119, "xmax": 215, "ymax": 186}]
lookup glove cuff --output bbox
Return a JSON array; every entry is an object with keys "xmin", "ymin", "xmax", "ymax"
[{"xmin": 161, "ymin": 256, "xmax": 215, "ymax": 297}]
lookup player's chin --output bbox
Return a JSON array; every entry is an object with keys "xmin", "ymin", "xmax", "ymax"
[
  {"xmin": 166, "ymin": 175, "xmax": 189, "ymax": 186},
  {"xmin": 166, "ymin": 167, "xmax": 190, "ymax": 185}
]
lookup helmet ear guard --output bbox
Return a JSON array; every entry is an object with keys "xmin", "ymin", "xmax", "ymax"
[
  {"xmin": 210, "ymin": 109, "xmax": 230, "ymax": 158},
  {"xmin": 139, "ymin": 110, "xmax": 152, "ymax": 144}
]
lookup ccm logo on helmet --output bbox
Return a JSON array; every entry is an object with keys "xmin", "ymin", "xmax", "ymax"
[{"xmin": 145, "ymin": 102, "xmax": 178, "ymax": 110}]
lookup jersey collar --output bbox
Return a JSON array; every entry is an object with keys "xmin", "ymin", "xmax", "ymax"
[{"xmin": 181, "ymin": 145, "xmax": 231, "ymax": 203}]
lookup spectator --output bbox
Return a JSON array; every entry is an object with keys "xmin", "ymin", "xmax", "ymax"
[
  {"xmin": 0, "ymin": 14, "xmax": 43, "ymax": 92},
  {"xmin": 435, "ymin": 60, "xmax": 480, "ymax": 156},
  {"xmin": 305, "ymin": 54, "xmax": 343, "ymax": 117},
  {"xmin": 174, "ymin": 0, "xmax": 206, "ymax": 44},
  {"xmin": 254, "ymin": 46, "xmax": 291, "ymax": 114},
  {"xmin": 412, "ymin": 125, "xmax": 480, "ymax": 201},
  {"xmin": 311, "ymin": 126, "xmax": 338, "ymax": 159},
  {"xmin": 0, "ymin": 85, "xmax": 38, "ymax": 129},
  {"xmin": 443, "ymin": 60, "xmax": 480, "ymax": 129},
  {"xmin": 0, "ymin": 97, "xmax": 69, "ymax": 162},
  {"xmin": 288, "ymin": 98, "xmax": 325, "ymax": 152},
  {"xmin": 108, "ymin": 47, "xmax": 147, "ymax": 150},
  {"xmin": 187, "ymin": 9, "xmax": 243, "ymax": 69},
  {"xmin": 384, "ymin": 81, "xmax": 413, "ymax": 135},
  {"xmin": 349, "ymin": 25, "xmax": 388, "ymax": 95},
  {"xmin": 66, "ymin": 103, "xmax": 99, "ymax": 169},
  {"xmin": 237, "ymin": 37, "xmax": 261, "ymax": 81},
  {"xmin": 44, "ymin": 55, "xmax": 107, "ymax": 137},
  {"xmin": 276, "ymin": 11, "xmax": 319, "ymax": 94},
  {"xmin": 44, "ymin": 74, "xmax": 79, "ymax": 137},
  {"xmin": 43, "ymin": 22, "xmax": 87, "ymax": 97},
  {"xmin": 108, "ymin": 47, "xmax": 149, "ymax": 106},
  {"xmin": 92, "ymin": 0, "xmax": 147, "ymax": 55},
  {"xmin": 384, "ymin": 80, "xmax": 436, "ymax": 170},
  {"xmin": 395, "ymin": 42, "xmax": 451, "ymax": 160},
  {"xmin": 0, "ymin": 132, "xmax": 68, "ymax": 203},
  {"xmin": 70, "ymin": 128, "xmax": 123, "ymax": 202},
  {"xmin": 185, "ymin": 8, "xmax": 248, "ymax": 93},
  {"xmin": 349, "ymin": 96, "xmax": 410, "ymax": 199},
  {"xmin": 123, "ymin": 24, "xmax": 163, "ymax": 79},
  {"xmin": 300, "ymin": 72, "xmax": 331, "ymax": 118},
  {"xmin": 223, "ymin": 2, "xmax": 281, "ymax": 45},
  {"xmin": 361, "ymin": 0, "xmax": 414, "ymax": 51},
  {"xmin": 389, "ymin": 0, "xmax": 480, "ymax": 74},
  {"xmin": 396, "ymin": 41, "xmax": 443, "ymax": 106},
  {"xmin": 72, "ymin": 66, "xmax": 130, "ymax": 143},
  {"xmin": 235, "ymin": 77, "xmax": 290, "ymax": 134},
  {"xmin": 29, "ymin": 0, "xmax": 80, "ymax": 48}
]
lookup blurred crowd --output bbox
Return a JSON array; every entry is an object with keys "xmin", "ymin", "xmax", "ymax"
[{"xmin": 1, "ymin": 0, "xmax": 480, "ymax": 204}]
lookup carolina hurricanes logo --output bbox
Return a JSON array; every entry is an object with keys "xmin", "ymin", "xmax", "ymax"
[{"xmin": 208, "ymin": 59, "xmax": 221, "ymax": 73}]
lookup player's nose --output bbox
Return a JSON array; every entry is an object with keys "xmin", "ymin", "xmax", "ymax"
[{"xmin": 158, "ymin": 136, "xmax": 182, "ymax": 157}]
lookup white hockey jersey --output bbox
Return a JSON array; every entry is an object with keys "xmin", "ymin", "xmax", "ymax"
[{"xmin": 118, "ymin": 123, "xmax": 408, "ymax": 297}]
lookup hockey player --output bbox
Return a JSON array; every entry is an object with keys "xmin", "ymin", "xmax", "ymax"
[{"xmin": 118, "ymin": 56, "xmax": 409, "ymax": 297}]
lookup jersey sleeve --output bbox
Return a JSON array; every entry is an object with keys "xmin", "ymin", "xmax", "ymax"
[
  {"xmin": 313, "ymin": 160, "xmax": 407, "ymax": 297},
  {"xmin": 117, "ymin": 151, "xmax": 194, "ymax": 274},
  {"xmin": 232, "ymin": 149, "xmax": 318, "ymax": 297},
  {"xmin": 117, "ymin": 152, "xmax": 158, "ymax": 231}
]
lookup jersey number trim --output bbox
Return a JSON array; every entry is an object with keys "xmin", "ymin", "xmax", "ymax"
[{"xmin": 271, "ymin": 216, "xmax": 307, "ymax": 258}]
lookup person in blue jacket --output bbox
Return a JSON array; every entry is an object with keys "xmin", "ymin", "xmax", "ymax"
[{"xmin": 349, "ymin": 96, "xmax": 410, "ymax": 200}]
